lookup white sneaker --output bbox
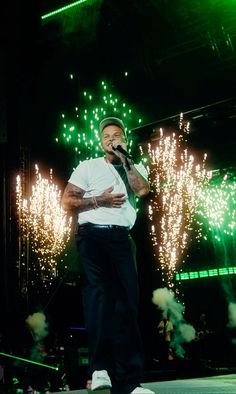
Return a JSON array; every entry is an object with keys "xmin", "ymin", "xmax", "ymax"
[
  {"xmin": 91, "ymin": 370, "xmax": 112, "ymax": 391},
  {"xmin": 130, "ymin": 387, "xmax": 155, "ymax": 394}
]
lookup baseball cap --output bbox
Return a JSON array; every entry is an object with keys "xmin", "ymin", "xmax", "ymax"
[{"xmin": 99, "ymin": 117, "xmax": 125, "ymax": 133}]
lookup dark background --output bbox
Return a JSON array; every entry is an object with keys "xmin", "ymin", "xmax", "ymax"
[
  {"xmin": 1, "ymin": 0, "xmax": 236, "ymax": 390},
  {"xmin": 5, "ymin": 0, "xmax": 236, "ymax": 170}
]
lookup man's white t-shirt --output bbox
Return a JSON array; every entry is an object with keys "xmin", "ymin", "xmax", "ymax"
[{"xmin": 68, "ymin": 157, "xmax": 148, "ymax": 229}]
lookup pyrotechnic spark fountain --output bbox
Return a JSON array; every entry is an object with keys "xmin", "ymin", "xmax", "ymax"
[
  {"xmin": 147, "ymin": 118, "xmax": 211, "ymax": 288},
  {"xmin": 195, "ymin": 173, "xmax": 236, "ymax": 332},
  {"xmin": 16, "ymin": 165, "xmax": 72, "ymax": 285},
  {"xmin": 55, "ymin": 79, "xmax": 144, "ymax": 163},
  {"xmin": 195, "ymin": 172, "xmax": 236, "ymax": 286},
  {"xmin": 196, "ymin": 174, "xmax": 236, "ymax": 240}
]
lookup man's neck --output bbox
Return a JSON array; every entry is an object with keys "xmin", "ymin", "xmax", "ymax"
[{"xmin": 105, "ymin": 153, "xmax": 122, "ymax": 165}]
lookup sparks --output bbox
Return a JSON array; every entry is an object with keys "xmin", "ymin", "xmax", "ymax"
[
  {"xmin": 16, "ymin": 165, "xmax": 72, "ymax": 285},
  {"xmin": 146, "ymin": 121, "xmax": 211, "ymax": 288},
  {"xmin": 56, "ymin": 80, "xmax": 144, "ymax": 162},
  {"xmin": 196, "ymin": 173, "xmax": 236, "ymax": 240}
]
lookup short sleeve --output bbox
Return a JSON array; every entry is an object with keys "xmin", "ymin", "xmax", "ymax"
[{"xmin": 68, "ymin": 161, "xmax": 89, "ymax": 191}]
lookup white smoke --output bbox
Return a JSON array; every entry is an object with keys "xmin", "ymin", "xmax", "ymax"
[
  {"xmin": 25, "ymin": 312, "xmax": 49, "ymax": 361},
  {"xmin": 152, "ymin": 287, "xmax": 196, "ymax": 358},
  {"xmin": 26, "ymin": 312, "xmax": 48, "ymax": 341}
]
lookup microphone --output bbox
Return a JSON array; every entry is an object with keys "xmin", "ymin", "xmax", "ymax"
[{"xmin": 111, "ymin": 143, "xmax": 132, "ymax": 159}]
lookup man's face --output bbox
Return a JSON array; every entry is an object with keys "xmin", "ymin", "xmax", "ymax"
[{"xmin": 101, "ymin": 125, "xmax": 127, "ymax": 154}]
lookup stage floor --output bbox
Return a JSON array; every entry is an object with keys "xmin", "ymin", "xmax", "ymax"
[{"xmin": 51, "ymin": 373, "xmax": 236, "ymax": 393}]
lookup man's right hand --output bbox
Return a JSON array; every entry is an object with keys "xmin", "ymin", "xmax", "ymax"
[{"xmin": 97, "ymin": 186, "xmax": 126, "ymax": 208}]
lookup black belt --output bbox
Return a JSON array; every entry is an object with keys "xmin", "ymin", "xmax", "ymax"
[{"xmin": 78, "ymin": 223, "xmax": 129, "ymax": 231}]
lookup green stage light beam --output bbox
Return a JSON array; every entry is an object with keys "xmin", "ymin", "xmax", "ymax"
[
  {"xmin": 41, "ymin": 0, "xmax": 90, "ymax": 20},
  {"xmin": 175, "ymin": 266, "xmax": 236, "ymax": 281},
  {"xmin": 0, "ymin": 352, "xmax": 59, "ymax": 370}
]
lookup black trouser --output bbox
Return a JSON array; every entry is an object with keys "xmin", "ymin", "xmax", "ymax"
[{"xmin": 76, "ymin": 223, "xmax": 144, "ymax": 392}]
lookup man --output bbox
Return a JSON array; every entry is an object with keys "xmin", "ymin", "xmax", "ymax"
[{"xmin": 61, "ymin": 117, "xmax": 154, "ymax": 394}]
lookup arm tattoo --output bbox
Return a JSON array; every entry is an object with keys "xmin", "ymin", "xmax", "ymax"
[
  {"xmin": 124, "ymin": 164, "xmax": 150, "ymax": 197},
  {"xmin": 61, "ymin": 183, "xmax": 97, "ymax": 213}
]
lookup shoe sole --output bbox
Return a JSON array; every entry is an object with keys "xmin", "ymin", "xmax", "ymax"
[{"xmin": 90, "ymin": 384, "xmax": 112, "ymax": 391}]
